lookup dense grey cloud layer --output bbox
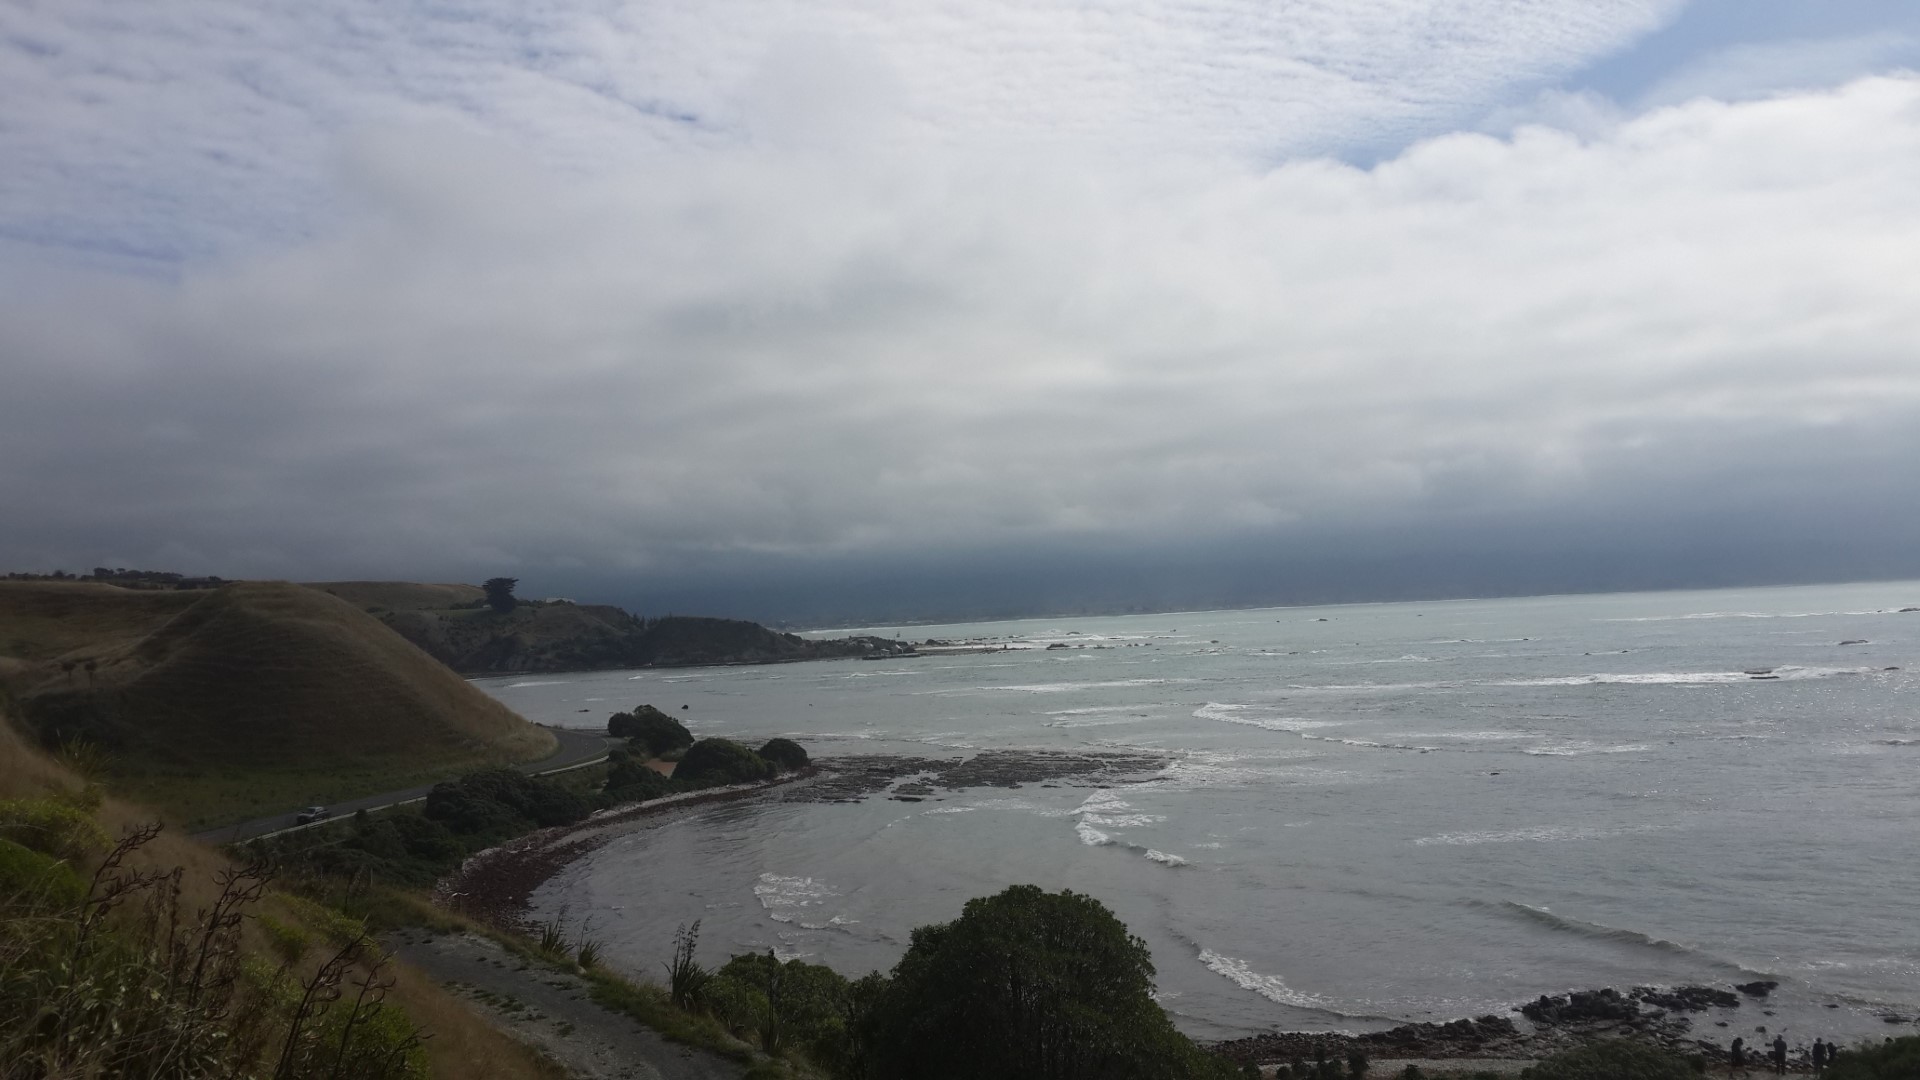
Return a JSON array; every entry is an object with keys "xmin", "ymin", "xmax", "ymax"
[{"xmin": 4, "ymin": 2, "xmax": 1919, "ymax": 620}]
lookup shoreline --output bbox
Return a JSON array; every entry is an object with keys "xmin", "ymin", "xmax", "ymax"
[{"xmin": 430, "ymin": 753, "xmax": 1855, "ymax": 1074}]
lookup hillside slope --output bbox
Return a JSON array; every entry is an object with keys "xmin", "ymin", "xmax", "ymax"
[
  {"xmin": 0, "ymin": 707, "xmax": 563, "ymax": 1080},
  {"xmin": 310, "ymin": 581, "xmax": 916, "ymax": 674},
  {"xmin": 0, "ymin": 580, "xmax": 555, "ymax": 824}
]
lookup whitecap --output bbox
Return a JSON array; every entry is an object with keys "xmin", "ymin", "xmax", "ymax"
[
  {"xmin": 1193, "ymin": 702, "xmax": 1342, "ymax": 731},
  {"xmin": 1143, "ymin": 849, "xmax": 1188, "ymax": 867},
  {"xmin": 1198, "ymin": 949, "xmax": 1330, "ymax": 1009},
  {"xmin": 1075, "ymin": 821, "xmax": 1112, "ymax": 846}
]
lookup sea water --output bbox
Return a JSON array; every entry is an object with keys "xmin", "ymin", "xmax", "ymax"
[{"xmin": 478, "ymin": 581, "xmax": 1920, "ymax": 1045}]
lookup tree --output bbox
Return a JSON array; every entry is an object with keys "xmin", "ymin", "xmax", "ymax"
[
  {"xmin": 758, "ymin": 737, "xmax": 810, "ymax": 771},
  {"xmin": 674, "ymin": 738, "xmax": 776, "ymax": 786},
  {"xmin": 608, "ymin": 704, "xmax": 694, "ymax": 756},
  {"xmin": 862, "ymin": 885, "xmax": 1235, "ymax": 1080},
  {"xmin": 481, "ymin": 577, "xmax": 518, "ymax": 614}
]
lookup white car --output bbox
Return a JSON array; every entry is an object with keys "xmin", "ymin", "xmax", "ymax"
[{"xmin": 295, "ymin": 805, "xmax": 332, "ymax": 824}]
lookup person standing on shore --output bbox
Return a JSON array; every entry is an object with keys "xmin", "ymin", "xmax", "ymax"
[
  {"xmin": 1773, "ymin": 1034, "xmax": 1788, "ymax": 1074},
  {"xmin": 1813, "ymin": 1038, "xmax": 1827, "ymax": 1074},
  {"xmin": 1731, "ymin": 1036, "xmax": 1747, "ymax": 1074}
]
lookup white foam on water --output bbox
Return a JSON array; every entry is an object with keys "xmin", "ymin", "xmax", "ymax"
[
  {"xmin": 1300, "ymin": 734, "xmax": 1441, "ymax": 752},
  {"xmin": 754, "ymin": 873, "xmax": 838, "ymax": 924},
  {"xmin": 979, "ymin": 678, "xmax": 1188, "ymax": 694},
  {"xmin": 1193, "ymin": 702, "xmax": 1343, "ymax": 731},
  {"xmin": 1414, "ymin": 824, "xmax": 1662, "ymax": 846},
  {"xmin": 1496, "ymin": 666, "xmax": 1875, "ymax": 687},
  {"xmin": 922, "ymin": 806, "xmax": 977, "ymax": 814},
  {"xmin": 1193, "ymin": 841, "xmax": 1224, "ymax": 849},
  {"xmin": 1149, "ymin": 756, "xmax": 1320, "ymax": 792},
  {"xmin": 1604, "ymin": 609, "xmax": 1897, "ymax": 622},
  {"xmin": 1075, "ymin": 821, "xmax": 1112, "ymax": 846},
  {"xmin": 1082, "ymin": 813, "xmax": 1163, "ymax": 828},
  {"xmin": 1044, "ymin": 715, "xmax": 1146, "ymax": 729},
  {"xmin": 1522, "ymin": 741, "xmax": 1651, "ymax": 756},
  {"xmin": 504, "ymin": 680, "xmax": 568, "ymax": 688},
  {"xmin": 1144, "ymin": 849, "xmax": 1188, "ymax": 866},
  {"xmin": 1198, "ymin": 949, "xmax": 1329, "ymax": 1009}
]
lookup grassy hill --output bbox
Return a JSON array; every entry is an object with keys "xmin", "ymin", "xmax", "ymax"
[
  {"xmin": 0, "ymin": 580, "xmax": 555, "ymax": 826},
  {"xmin": 310, "ymin": 581, "xmax": 918, "ymax": 674}
]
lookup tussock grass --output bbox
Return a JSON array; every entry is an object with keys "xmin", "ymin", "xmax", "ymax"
[{"xmin": 0, "ymin": 708, "xmax": 567, "ymax": 1080}]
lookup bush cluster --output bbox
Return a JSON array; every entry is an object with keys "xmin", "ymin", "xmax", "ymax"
[
  {"xmin": 674, "ymin": 738, "xmax": 778, "ymax": 785},
  {"xmin": 667, "ymin": 884, "xmax": 1236, "ymax": 1080},
  {"xmin": 606, "ymin": 704, "xmax": 695, "ymax": 757},
  {"xmin": 258, "ymin": 768, "xmax": 592, "ymax": 889},
  {"xmin": 756, "ymin": 737, "xmax": 809, "ymax": 771}
]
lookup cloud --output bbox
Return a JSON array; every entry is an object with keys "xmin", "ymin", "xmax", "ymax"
[
  {"xmin": 4, "ymin": 74, "xmax": 1920, "ymax": 588},
  {"xmin": 0, "ymin": 0, "xmax": 1680, "ymax": 263}
]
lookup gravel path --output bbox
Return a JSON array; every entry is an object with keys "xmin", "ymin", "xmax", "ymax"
[{"xmin": 389, "ymin": 930, "xmax": 745, "ymax": 1080}]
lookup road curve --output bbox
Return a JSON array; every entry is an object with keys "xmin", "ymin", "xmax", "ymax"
[{"xmin": 191, "ymin": 725, "xmax": 614, "ymax": 845}]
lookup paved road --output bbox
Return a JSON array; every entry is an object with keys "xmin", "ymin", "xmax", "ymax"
[{"xmin": 191, "ymin": 726, "xmax": 614, "ymax": 845}]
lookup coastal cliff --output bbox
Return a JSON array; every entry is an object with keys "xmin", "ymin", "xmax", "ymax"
[{"xmin": 309, "ymin": 581, "xmax": 915, "ymax": 674}]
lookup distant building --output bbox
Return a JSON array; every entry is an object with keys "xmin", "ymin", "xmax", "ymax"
[{"xmin": 542, "ymin": 597, "xmax": 576, "ymax": 605}]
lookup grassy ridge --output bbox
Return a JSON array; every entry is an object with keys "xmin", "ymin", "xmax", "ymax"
[{"xmin": 0, "ymin": 580, "xmax": 555, "ymax": 826}]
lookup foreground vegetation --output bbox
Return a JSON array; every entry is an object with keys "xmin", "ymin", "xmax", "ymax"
[
  {"xmin": 636, "ymin": 885, "xmax": 1241, "ymax": 1080},
  {"xmin": 0, "ymin": 711, "xmax": 559, "ymax": 1080}
]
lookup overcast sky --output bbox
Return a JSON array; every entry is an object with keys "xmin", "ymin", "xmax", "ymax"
[{"xmin": 5, "ymin": 1, "xmax": 1920, "ymax": 622}]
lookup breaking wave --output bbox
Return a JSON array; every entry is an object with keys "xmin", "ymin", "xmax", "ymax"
[{"xmin": 1194, "ymin": 702, "xmax": 1343, "ymax": 731}]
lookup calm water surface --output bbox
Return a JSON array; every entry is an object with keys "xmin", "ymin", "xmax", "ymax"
[{"xmin": 479, "ymin": 581, "xmax": 1920, "ymax": 1044}]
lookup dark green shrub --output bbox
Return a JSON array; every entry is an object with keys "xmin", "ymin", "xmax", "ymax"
[
  {"xmin": 604, "ymin": 748, "xmax": 673, "ymax": 801},
  {"xmin": 0, "ymin": 836, "xmax": 84, "ymax": 908},
  {"xmin": 423, "ymin": 767, "xmax": 589, "ymax": 838},
  {"xmin": 1828, "ymin": 1036, "xmax": 1920, "ymax": 1079},
  {"xmin": 674, "ymin": 738, "xmax": 776, "ymax": 786},
  {"xmin": 608, "ymin": 705, "xmax": 694, "ymax": 756},
  {"xmin": 756, "ymin": 737, "xmax": 809, "ymax": 771},
  {"xmin": 1527, "ymin": 1039, "xmax": 1693, "ymax": 1080},
  {"xmin": 863, "ymin": 884, "xmax": 1237, "ymax": 1079}
]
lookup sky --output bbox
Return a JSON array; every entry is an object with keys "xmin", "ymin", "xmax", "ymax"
[{"xmin": 4, "ymin": 0, "xmax": 1920, "ymax": 624}]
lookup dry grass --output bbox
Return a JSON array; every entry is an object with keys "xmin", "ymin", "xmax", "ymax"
[
  {"xmin": 2, "ymin": 580, "xmax": 555, "ymax": 826},
  {"xmin": 1, "ymin": 705, "xmax": 564, "ymax": 1080},
  {"xmin": 0, "ymin": 580, "xmax": 202, "ymax": 663}
]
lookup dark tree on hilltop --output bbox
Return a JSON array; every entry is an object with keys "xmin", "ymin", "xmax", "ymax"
[
  {"xmin": 863, "ymin": 884, "xmax": 1234, "ymax": 1080},
  {"xmin": 481, "ymin": 577, "xmax": 519, "ymax": 613}
]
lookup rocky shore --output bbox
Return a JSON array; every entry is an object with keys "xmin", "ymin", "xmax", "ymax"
[{"xmin": 1210, "ymin": 981, "xmax": 1839, "ymax": 1072}]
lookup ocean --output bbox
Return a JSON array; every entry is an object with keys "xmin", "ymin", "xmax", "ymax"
[{"xmin": 477, "ymin": 580, "xmax": 1920, "ymax": 1047}]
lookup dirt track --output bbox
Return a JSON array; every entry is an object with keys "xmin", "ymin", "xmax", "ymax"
[{"xmin": 390, "ymin": 930, "xmax": 744, "ymax": 1080}]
